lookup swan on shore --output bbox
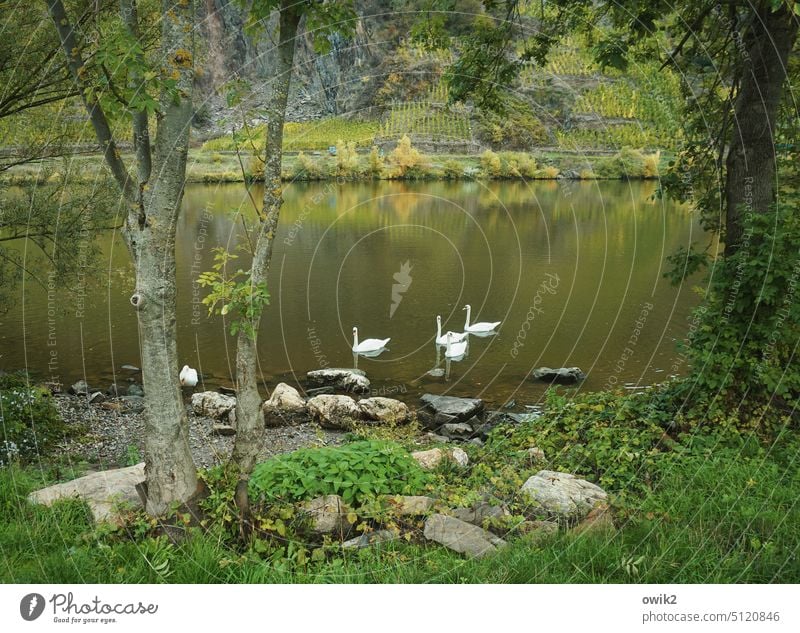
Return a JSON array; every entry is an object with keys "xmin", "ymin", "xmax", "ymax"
[{"xmin": 179, "ymin": 365, "xmax": 198, "ymax": 387}]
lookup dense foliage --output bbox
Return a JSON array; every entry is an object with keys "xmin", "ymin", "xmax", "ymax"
[
  {"xmin": 249, "ymin": 440, "xmax": 429, "ymax": 505},
  {"xmin": 0, "ymin": 372, "xmax": 65, "ymax": 466}
]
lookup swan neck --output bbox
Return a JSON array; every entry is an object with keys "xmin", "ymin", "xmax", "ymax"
[{"xmin": 464, "ymin": 306, "xmax": 471, "ymax": 330}]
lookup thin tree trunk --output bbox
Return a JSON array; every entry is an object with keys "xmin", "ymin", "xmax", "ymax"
[
  {"xmin": 231, "ymin": 2, "xmax": 301, "ymax": 488},
  {"xmin": 47, "ymin": 0, "xmax": 199, "ymax": 515},
  {"xmin": 724, "ymin": 3, "xmax": 798, "ymax": 255}
]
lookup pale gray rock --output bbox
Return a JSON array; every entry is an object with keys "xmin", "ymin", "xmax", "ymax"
[
  {"xmin": 424, "ymin": 514, "xmax": 506, "ymax": 558},
  {"xmin": 520, "ymin": 470, "xmax": 608, "ymax": 520},
  {"xmin": 306, "ymin": 394, "xmax": 361, "ymax": 429},
  {"xmin": 262, "ymin": 383, "xmax": 308, "ymax": 427},
  {"xmin": 302, "ymin": 494, "xmax": 352, "ymax": 535},
  {"xmin": 358, "ymin": 397, "xmax": 410, "ymax": 424},
  {"xmin": 28, "ymin": 463, "xmax": 145, "ymax": 523},
  {"xmin": 191, "ymin": 391, "xmax": 236, "ymax": 420}
]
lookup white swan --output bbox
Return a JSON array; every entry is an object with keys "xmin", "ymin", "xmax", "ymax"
[
  {"xmin": 463, "ymin": 304, "xmax": 501, "ymax": 333},
  {"xmin": 444, "ymin": 331, "xmax": 468, "ymax": 359},
  {"xmin": 352, "ymin": 327, "xmax": 390, "ymax": 354},
  {"xmin": 435, "ymin": 315, "xmax": 467, "ymax": 346},
  {"xmin": 179, "ymin": 365, "xmax": 198, "ymax": 387}
]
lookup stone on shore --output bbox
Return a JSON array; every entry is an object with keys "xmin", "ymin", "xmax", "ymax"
[
  {"xmin": 520, "ymin": 470, "xmax": 608, "ymax": 520},
  {"xmin": 358, "ymin": 397, "xmax": 411, "ymax": 424},
  {"xmin": 28, "ymin": 463, "xmax": 145, "ymax": 523},
  {"xmin": 262, "ymin": 383, "xmax": 308, "ymax": 427},
  {"xmin": 307, "ymin": 394, "xmax": 362, "ymax": 429},
  {"xmin": 423, "ymin": 514, "xmax": 506, "ymax": 558},
  {"xmin": 191, "ymin": 391, "xmax": 236, "ymax": 421},
  {"xmin": 419, "ymin": 394, "xmax": 484, "ymax": 425}
]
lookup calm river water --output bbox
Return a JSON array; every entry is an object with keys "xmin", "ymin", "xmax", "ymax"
[{"xmin": 0, "ymin": 179, "xmax": 704, "ymax": 408}]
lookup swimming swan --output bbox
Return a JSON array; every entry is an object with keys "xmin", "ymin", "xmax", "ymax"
[
  {"xmin": 352, "ymin": 327, "xmax": 390, "ymax": 354},
  {"xmin": 444, "ymin": 331, "xmax": 468, "ymax": 359},
  {"xmin": 463, "ymin": 304, "xmax": 501, "ymax": 333},
  {"xmin": 436, "ymin": 315, "xmax": 467, "ymax": 346}
]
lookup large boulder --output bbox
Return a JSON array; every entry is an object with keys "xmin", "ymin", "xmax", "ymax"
[
  {"xmin": 520, "ymin": 470, "xmax": 608, "ymax": 521},
  {"xmin": 302, "ymin": 494, "xmax": 352, "ymax": 536},
  {"xmin": 531, "ymin": 367, "xmax": 586, "ymax": 384},
  {"xmin": 262, "ymin": 383, "xmax": 308, "ymax": 427},
  {"xmin": 307, "ymin": 394, "xmax": 362, "ymax": 429},
  {"xmin": 28, "ymin": 463, "xmax": 145, "ymax": 523},
  {"xmin": 423, "ymin": 514, "xmax": 506, "ymax": 558},
  {"xmin": 419, "ymin": 394, "xmax": 484, "ymax": 426},
  {"xmin": 358, "ymin": 397, "xmax": 411, "ymax": 424},
  {"xmin": 191, "ymin": 391, "xmax": 236, "ymax": 420},
  {"xmin": 307, "ymin": 368, "xmax": 370, "ymax": 393}
]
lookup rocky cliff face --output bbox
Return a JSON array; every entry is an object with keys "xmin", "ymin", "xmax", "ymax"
[{"xmin": 196, "ymin": 0, "xmax": 394, "ymax": 124}]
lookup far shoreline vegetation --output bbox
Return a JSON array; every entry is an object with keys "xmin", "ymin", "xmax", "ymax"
[{"xmin": 1, "ymin": 134, "xmax": 664, "ymax": 185}]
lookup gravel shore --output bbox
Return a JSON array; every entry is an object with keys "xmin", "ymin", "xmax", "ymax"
[{"xmin": 55, "ymin": 394, "xmax": 346, "ymax": 469}]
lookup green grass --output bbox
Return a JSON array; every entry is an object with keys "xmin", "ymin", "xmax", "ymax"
[{"xmin": 2, "ymin": 422, "xmax": 798, "ymax": 583}]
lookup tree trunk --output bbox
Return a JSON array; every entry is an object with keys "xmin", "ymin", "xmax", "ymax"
[
  {"xmin": 724, "ymin": 3, "xmax": 798, "ymax": 255},
  {"xmin": 47, "ymin": 0, "xmax": 199, "ymax": 515},
  {"xmin": 130, "ymin": 0, "xmax": 199, "ymax": 515},
  {"xmin": 231, "ymin": 2, "xmax": 301, "ymax": 481}
]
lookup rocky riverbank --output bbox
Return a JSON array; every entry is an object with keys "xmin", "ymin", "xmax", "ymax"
[{"xmin": 54, "ymin": 394, "xmax": 346, "ymax": 470}]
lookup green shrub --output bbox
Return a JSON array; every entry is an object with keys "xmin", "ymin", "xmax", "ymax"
[
  {"xmin": 249, "ymin": 440, "xmax": 428, "ymax": 506},
  {"xmin": 443, "ymin": 159, "xmax": 464, "ymax": 179},
  {"xmin": 499, "ymin": 152, "xmax": 538, "ymax": 178},
  {"xmin": 335, "ymin": 139, "xmax": 359, "ymax": 176},
  {"xmin": 293, "ymin": 151, "xmax": 326, "ymax": 180},
  {"xmin": 367, "ymin": 146, "xmax": 385, "ymax": 177},
  {"xmin": 0, "ymin": 373, "xmax": 65, "ymax": 466},
  {"xmin": 480, "ymin": 149, "xmax": 502, "ymax": 177},
  {"xmin": 595, "ymin": 147, "xmax": 659, "ymax": 179},
  {"xmin": 389, "ymin": 135, "xmax": 428, "ymax": 178}
]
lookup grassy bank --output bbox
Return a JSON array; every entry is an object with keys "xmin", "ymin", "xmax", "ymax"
[
  {"xmin": 2, "ymin": 384, "xmax": 798, "ymax": 584},
  {"xmin": 2, "ymin": 141, "xmax": 665, "ymax": 186}
]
